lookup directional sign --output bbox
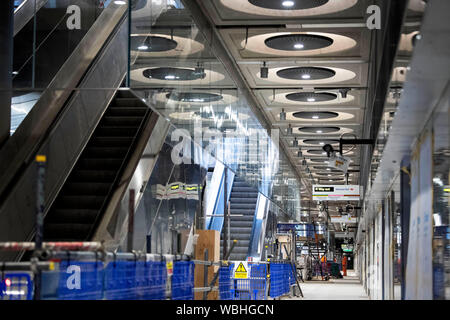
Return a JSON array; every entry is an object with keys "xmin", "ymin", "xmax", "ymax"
[
  {"xmin": 329, "ymin": 154, "xmax": 351, "ymax": 173},
  {"xmin": 233, "ymin": 262, "xmax": 248, "ymax": 279},
  {"xmin": 312, "ymin": 185, "xmax": 361, "ymax": 201},
  {"xmin": 330, "ymin": 215, "xmax": 357, "ymax": 223}
]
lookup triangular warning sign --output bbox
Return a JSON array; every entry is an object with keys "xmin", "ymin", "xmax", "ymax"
[{"xmin": 236, "ymin": 262, "xmax": 247, "ymax": 273}]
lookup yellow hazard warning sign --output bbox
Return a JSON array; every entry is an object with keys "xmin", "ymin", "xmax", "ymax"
[{"xmin": 234, "ymin": 262, "xmax": 248, "ymax": 279}]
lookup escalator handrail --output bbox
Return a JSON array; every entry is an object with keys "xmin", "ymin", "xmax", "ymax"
[
  {"xmin": 0, "ymin": 3, "xmax": 128, "ymax": 203},
  {"xmin": 13, "ymin": 0, "xmax": 49, "ymax": 37}
]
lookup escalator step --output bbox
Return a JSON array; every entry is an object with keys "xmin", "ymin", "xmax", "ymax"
[
  {"xmin": 107, "ymin": 107, "xmax": 147, "ymax": 117},
  {"xmin": 219, "ymin": 233, "xmax": 249, "ymax": 241},
  {"xmin": 84, "ymin": 147, "xmax": 129, "ymax": 158},
  {"xmin": 230, "ymin": 203, "xmax": 256, "ymax": 210},
  {"xmin": 71, "ymin": 170, "xmax": 117, "ymax": 183},
  {"xmin": 229, "ymin": 209, "xmax": 255, "ymax": 216},
  {"xmin": 230, "ymin": 192, "xmax": 258, "ymax": 198},
  {"xmin": 231, "ymin": 187, "xmax": 257, "ymax": 193},
  {"xmin": 230, "ymin": 220, "xmax": 253, "ymax": 228},
  {"xmin": 228, "ymin": 215, "xmax": 254, "ymax": 222},
  {"xmin": 96, "ymin": 126, "xmax": 139, "ymax": 137},
  {"xmin": 44, "ymin": 223, "xmax": 92, "ymax": 240},
  {"xmin": 101, "ymin": 116, "xmax": 144, "ymax": 127},
  {"xmin": 45, "ymin": 209, "xmax": 98, "ymax": 224},
  {"xmin": 78, "ymin": 158, "xmax": 123, "ymax": 170},
  {"xmin": 229, "ymin": 197, "xmax": 257, "ymax": 204},
  {"xmin": 90, "ymin": 136, "xmax": 134, "ymax": 147},
  {"xmin": 62, "ymin": 182, "xmax": 110, "ymax": 196},
  {"xmin": 113, "ymin": 98, "xmax": 146, "ymax": 108},
  {"xmin": 230, "ymin": 227, "xmax": 253, "ymax": 234},
  {"xmin": 55, "ymin": 195, "xmax": 105, "ymax": 210}
]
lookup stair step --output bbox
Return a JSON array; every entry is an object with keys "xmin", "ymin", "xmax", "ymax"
[
  {"xmin": 221, "ymin": 239, "xmax": 250, "ymax": 248},
  {"xmin": 55, "ymin": 195, "xmax": 105, "ymax": 210},
  {"xmin": 62, "ymin": 182, "xmax": 111, "ymax": 196},
  {"xmin": 45, "ymin": 209, "xmax": 98, "ymax": 224},
  {"xmin": 228, "ymin": 215, "xmax": 254, "ymax": 222}
]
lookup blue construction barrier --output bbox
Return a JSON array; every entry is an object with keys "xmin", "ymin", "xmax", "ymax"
[
  {"xmin": 218, "ymin": 264, "xmax": 234, "ymax": 300},
  {"xmin": 172, "ymin": 261, "xmax": 194, "ymax": 300},
  {"xmin": 0, "ymin": 272, "xmax": 34, "ymax": 300},
  {"xmin": 3, "ymin": 259, "xmax": 171, "ymax": 300},
  {"xmin": 219, "ymin": 263, "xmax": 268, "ymax": 300},
  {"xmin": 269, "ymin": 263, "xmax": 290, "ymax": 298}
]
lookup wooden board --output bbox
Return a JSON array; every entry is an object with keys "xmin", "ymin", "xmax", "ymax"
[{"xmin": 194, "ymin": 230, "xmax": 220, "ymax": 300}]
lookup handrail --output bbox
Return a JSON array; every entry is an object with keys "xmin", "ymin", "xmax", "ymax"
[
  {"xmin": 0, "ymin": 3, "xmax": 127, "ymax": 202},
  {"xmin": 13, "ymin": 0, "xmax": 48, "ymax": 36}
]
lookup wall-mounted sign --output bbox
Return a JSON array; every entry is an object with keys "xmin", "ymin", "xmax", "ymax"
[
  {"xmin": 330, "ymin": 215, "xmax": 357, "ymax": 223},
  {"xmin": 312, "ymin": 185, "xmax": 361, "ymax": 201},
  {"xmin": 329, "ymin": 154, "xmax": 351, "ymax": 173},
  {"xmin": 233, "ymin": 262, "xmax": 248, "ymax": 279}
]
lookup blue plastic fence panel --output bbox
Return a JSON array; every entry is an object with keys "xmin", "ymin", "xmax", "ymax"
[
  {"xmin": 105, "ymin": 261, "xmax": 167, "ymax": 300},
  {"xmin": 269, "ymin": 263, "xmax": 290, "ymax": 298},
  {"xmin": 219, "ymin": 264, "xmax": 234, "ymax": 300},
  {"xmin": 0, "ymin": 272, "xmax": 33, "ymax": 300},
  {"xmin": 249, "ymin": 264, "xmax": 267, "ymax": 300},
  {"xmin": 57, "ymin": 261, "xmax": 104, "ymax": 300},
  {"xmin": 172, "ymin": 261, "xmax": 194, "ymax": 300}
]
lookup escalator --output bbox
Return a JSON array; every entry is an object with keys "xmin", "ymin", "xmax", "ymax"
[
  {"xmin": 0, "ymin": 2, "xmax": 168, "ymax": 261},
  {"xmin": 44, "ymin": 91, "xmax": 152, "ymax": 241},
  {"xmin": 221, "ymin": 177, "xmax": 258, "ymax": 261}
]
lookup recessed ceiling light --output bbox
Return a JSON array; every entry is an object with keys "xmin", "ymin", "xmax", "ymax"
[
  {"xmin": 138, "ymin": 45, "xmax": 148, "ymax": 50},
  {"xmin": 114, "ymin": 0, "xmax": 126, "ymax": 5},
  {"xmin": 320, "ymin": 142, "xmax": 324, "ymax": 145},
  {"xmin": 165, "ymin": 75, "xmax": 176, "ymax": 80},
  {"xmin": 312, "ymin": 115, "xmax": 319, "ymax": 119},
  {"xmin": 302, "ymin": 74, "xmax": 311, "ymax": 79},
  {"xmin": 307, "ymin": 98, "xmax": 316, "ymax": 102},
  {"xmin": 322, "ymin": 152, "xmax": 327, "ymax": 155},
  {"xmin": 316, "ymin": 130, "xmax": 323, "ymax": 133},
  {"xmin": 282, "ymin": 1, "xmax": 295, "ymax": 7},
  {"xmin": 294, "ymin": 43, "xmax": 304, "ymax": 49},
  {"xmin": 327, "ymin": 168, "xmax": 331, "ymax": 171}
]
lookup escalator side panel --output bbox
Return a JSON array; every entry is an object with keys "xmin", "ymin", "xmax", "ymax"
[
  {"xmin": 0, "ymin": 11, "xmax": 128, "ymax": 261},
  {"xmin": 0, "ymin": 4, "xmax": 127, "ymax": 199},
  {"xmin": 13, "ymin": 0, "xmax": 48, "ymax": 36}
]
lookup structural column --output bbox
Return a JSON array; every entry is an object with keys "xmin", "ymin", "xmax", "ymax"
[{"xmin": 0, "ymin": 0, "xmax": 14, "ymax": 147}]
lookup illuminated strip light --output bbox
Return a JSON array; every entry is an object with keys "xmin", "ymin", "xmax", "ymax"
[{"xmin": 312, "ymin": 194, "xmax": 360, "ymax": 197}]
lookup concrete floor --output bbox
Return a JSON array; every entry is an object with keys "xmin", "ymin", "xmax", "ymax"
[{"xmin": 282, "ymin": 270, "xmax": 370, "ymax": 300}]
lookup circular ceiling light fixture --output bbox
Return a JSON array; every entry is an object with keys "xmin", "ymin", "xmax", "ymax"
[
  {"xmin": 265, "ymin": 34, "xmax": 333, "ymax": 51},
  {"xmin": 166, "ymin": 92, "xmax": 223, "ymax": 103},
  {"xmin": 299, "ymin": 126, "xmax": 341, "ymax": 134},
  {"xmin": 248, "ymin": 0, "xmax": 329, "ymax": 10},
  {"xmin": 143, "ymin": 67, "xmax": 206, "ymax": 81},
  {"xmin": 277, "ymin": 67, "xmax": 336, "ymax": 81},
  {"xmin": 307, "ymin": 149, "xmax": 331, "ymax": 155},
  {"xmin": 303, "ymin": 139, "xmax": 339, "ymax": 146},
  {"xmin": 286, "ymin": 92, "xmax": 337, "ymax": 103},
  {"xmin": 293, "ymin": 111, "xmax": 339, "ymax": 120}
]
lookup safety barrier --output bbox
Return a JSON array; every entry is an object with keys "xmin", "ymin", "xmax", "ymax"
[
  {"xmin": 171, "ymin": 261, "xmax": 194, "ymax": 300},
  {"xmin": 1, "ymin": 259, "xmax": 196, "ymax": 300},
  {"xmin": 269, "ymin": 263, "xmax": 291, "ymax": 298},
  {"xmin": 219, "ymin": 263, "xmax": 268, "ymax": 300},
  {"xmin": 0, "ymin": 272, "xmax": 34, "ymax": 300}
]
